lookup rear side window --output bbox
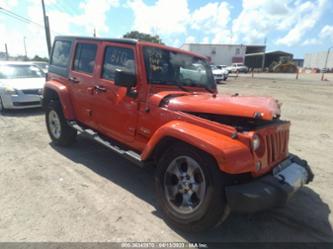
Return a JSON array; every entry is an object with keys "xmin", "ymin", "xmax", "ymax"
[
  {"xmin": 51, "ymin": 40, "xmax": 71, "ymax": 68},
  {"xmin": 73, "ymin": 43, "xmax": 97, "ymax": 74},
  {"xmin": 102, "ymin": 46, "xmax": 135, "ymax": 80}
]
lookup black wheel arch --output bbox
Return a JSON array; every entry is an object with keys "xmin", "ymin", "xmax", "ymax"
[{"xmin": 42, "ymin": 87, "xmax": 60, "ymax": 109}]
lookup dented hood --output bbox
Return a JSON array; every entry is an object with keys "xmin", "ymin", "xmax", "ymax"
[{"xmin": 165, "ymin": 93, "xmax": 281, "ymax": 120}]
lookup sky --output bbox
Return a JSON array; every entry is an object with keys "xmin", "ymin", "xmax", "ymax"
[{"xmin": 0, "ymin": 0, "xmax": 332, "ymax": 59}]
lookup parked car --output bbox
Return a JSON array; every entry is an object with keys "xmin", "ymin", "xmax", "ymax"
[
  {"xmin": 217, "ymin": 65, "xmax": 228, "ymax": 69},
  {"xmin": 227, "ymin": 63, "xmax": 249, "ymax": 73},
  {"xmin": 43, "ymin": 36, "xmax": 313, "ymax": 232},
  {"xmin": 180, "ymin": 63, "xmax": 207, "ymax": 83},
  {"xmin": 0, "ymin": 61, "xmax": 45, "ymax": 112},
  {"xmin": 32, "ymin": 61, "xmax": 49, "ymax": 73},
  {"xmin": 320, "ymin": 68, "xmax": 329, "ymax": 73},
  {"xmin": 210, "ymin": 65, "xmax": 228, "ymax": 82}
]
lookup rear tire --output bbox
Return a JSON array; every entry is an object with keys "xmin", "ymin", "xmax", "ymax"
[
  {"xmin": 45, "ymin": 100, "xmax": 77, "ymax": 146},
  {"xmin": 155, "ymin": 143, "xmax": 229, "ymax": 232}
]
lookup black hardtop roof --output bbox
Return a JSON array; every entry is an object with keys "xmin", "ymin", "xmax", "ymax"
[{"xmin": 54, "ymin": 36, "xmax": 138, "ymax": 45}]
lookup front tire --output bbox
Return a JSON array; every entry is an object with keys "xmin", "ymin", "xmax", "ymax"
[
  {"xmin": 45, "ymin": 100, "xmax": 77, "ymax": 146},
  {"xmin": 155, "ymin": 143, "xmax": 229, "ymax": 232}
]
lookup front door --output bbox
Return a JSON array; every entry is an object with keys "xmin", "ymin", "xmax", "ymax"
[
  {"xmin": 69, "ymin": 41, "xmax": 99, "ymax": 128},
  {"xmin": 91, "ymin": 42, "xmax": 139, "ymax": 142}
]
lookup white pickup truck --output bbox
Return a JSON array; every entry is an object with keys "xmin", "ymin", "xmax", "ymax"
[{"xmin": 227, "ymin": 63, "xmax": 249, "ymax": 73}]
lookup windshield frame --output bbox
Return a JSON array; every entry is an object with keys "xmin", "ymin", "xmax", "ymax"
[
  {"xmin": 0, "ymin": 64, "xmax": 46, "ymax": 79},
  {"xmin": 142, "ymin": 45, "xmax": 216, "ymax": 91}
]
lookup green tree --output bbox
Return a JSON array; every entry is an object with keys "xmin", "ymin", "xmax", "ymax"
[
  {"xmin": 31, "ymin": 55, "xmax": 49, "ymax": 62},
  {"xmin": 123, "ymin": 31, "xmax": 164, "ymax": 44}
]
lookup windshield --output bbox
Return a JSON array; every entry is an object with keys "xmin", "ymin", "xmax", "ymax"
[
  {"xmin": 0, "ymin": 65, "xmax": 45, "ymax": 79},
  {"xmin": 143, "ymin": 46, "xmax": 215, "ymax": 89}
]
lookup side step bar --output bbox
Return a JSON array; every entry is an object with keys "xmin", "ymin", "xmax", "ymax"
[{"xmin": 68, "ymin": 121, "xmax": 143, "ymax": 167}]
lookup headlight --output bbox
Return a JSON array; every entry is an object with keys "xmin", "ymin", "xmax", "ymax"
[
  {"xmin": 252, "ymin": 134, "xmax": 261, "ymax": 151},
  {"xmin": 4, "ymin": 87, "xmax": 18, "ymax": 95}
]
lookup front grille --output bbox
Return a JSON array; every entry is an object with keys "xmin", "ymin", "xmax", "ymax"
[
  {"xmin": 13, "ymin": 101, "xmax": 41, "ymax": 106},
  {"xmin": 22, "ymin": 89, "xmax": 40, "ymax": 95},
  {"xmin": 265, "ymin": 129, "xmax": 289, "ymax": 165}
]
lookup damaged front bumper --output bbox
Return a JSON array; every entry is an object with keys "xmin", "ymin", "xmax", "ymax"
[{"xmin": 225, "ymin": 155, "xmax": 314, "ymax": 213}]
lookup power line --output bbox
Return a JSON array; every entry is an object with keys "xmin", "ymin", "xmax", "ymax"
[
  {"xmin": 0, "ymin": 9, "xmax": 31, "ymax": 25},
  {"xmin": 0, "ymin": 6, "xmax": 44, "ymax": 28},
  {"xmin": 0, "ymin": 6, "xmax": 60, "ymax": 35}
]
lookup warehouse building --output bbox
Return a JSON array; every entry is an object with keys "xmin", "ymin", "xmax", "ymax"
[
  {"xmin": 304, "ymin": 51, "xmax": 333, "ymax": 69},
  {"xmin": 180, "ymin": 43, "xmax": 265, "ymax": 66},
  {"xmin": 293, "ymin": 59, "xmax": 304, "ymax": 68},
  {"xmin": 244, "ymin": 51, "xmax": 293, "ymax": 69}
]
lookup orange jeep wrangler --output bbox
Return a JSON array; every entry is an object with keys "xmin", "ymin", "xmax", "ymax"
[{"xmin": 43, "ymin": 36, "xmax": 313, "ymax": 232}]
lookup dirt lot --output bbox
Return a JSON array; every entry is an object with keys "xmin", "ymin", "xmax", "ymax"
[{"xmin": 0, "ymin": 76, "xmax": 332, "ymax": 242}]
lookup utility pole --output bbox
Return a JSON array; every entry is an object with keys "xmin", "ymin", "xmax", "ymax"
[
  {"xmin": 261, "ymin": 37, "xmax": 267, "ymax": 72},
  {"xmin": 5, "ymin": 43, "xmax": 9, "ymax": 60},
  {"xmin": 41, "ymin": 0, "xmax": 52, "ymax": 57},
  {"xmin": 321, "ymin": 46, "xmax": 332, "ymax": 81},
  {"xmin": 23, "ymin": 36, "xmax": 28, "ymax": 60},
  {"xmin": 93, "ymin": 28, "xmax": 96, "ymax": 37}
]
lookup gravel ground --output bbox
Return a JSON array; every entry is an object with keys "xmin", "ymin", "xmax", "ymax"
[{"xmin": 0, "ymin": 76, "xmax": 332, "ymax": 242}]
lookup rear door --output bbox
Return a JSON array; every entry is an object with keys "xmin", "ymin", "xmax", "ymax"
[{"xmin": 69, "ymin": 40, "xmax": 99, "ymax": 128}]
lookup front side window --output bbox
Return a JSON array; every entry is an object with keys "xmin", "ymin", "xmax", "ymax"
[
  {"xmin": 143, "ymin": 46, "xmax": 215, "ymax": 89},
  {"xmin": 0, "ymin": 65, "xmax": 45, "ymax": 79},
  {"xmin": 73, "ymin": 43, "xmax": 97, "ymax": 74},
  {"xmin": 102, "ymin": 46, "xmax": 135, "ymax": 80},
  {"xmin": 51, "ymin": 40, "xmax": 71, "ymax": 68}
]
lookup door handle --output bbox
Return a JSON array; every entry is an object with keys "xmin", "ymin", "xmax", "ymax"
[
  {"xmin": 68, "ymin": 76, "xmax": 80, "ymax": 83},
  {"xmin": 95, "ymin": 85, "xmax": 107, "ymax": 93}
]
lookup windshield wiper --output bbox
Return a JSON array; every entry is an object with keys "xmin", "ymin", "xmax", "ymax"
[
  {"xmin": 189, "ymin": 83, "xmax": 216, "ymax": 94},
  {"xmin": 175, "ymin": 80, "xmax": 191, "ymax": 92}
]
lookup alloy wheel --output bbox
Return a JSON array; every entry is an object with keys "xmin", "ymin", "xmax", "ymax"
[
  {"xmin": 48, "ymin": 110, "xmax": 62, "ymax": 139},
  {"xmin": 164, "ymin": 156, "xmax": 206, "ymax": 214}
]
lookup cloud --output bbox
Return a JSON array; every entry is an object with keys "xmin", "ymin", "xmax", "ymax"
[
  {"xmin": 302, "ymin": 24, "xmax": 333, "ymax": 46},
  {"xmin": 190, "ymin": 2, "xmax": 230, "ymax": 32},
  {"xmin": 231, "ymin": 0, "xmax": 327, "ymax": 46},
  {"xmin": 1, "ymin": 0, "xmax": 331, "ymax": 57},
  {"xmin": 0, "ymin": 0, "xmax": 48, "ymax": 58},
  {"xmin": 232, "ymin": 0, "xmax": 291, "ymax": 44},
  {"xmin": 320, "ymin": 25, "xmax": 333, "ymax": 41},
  {"xmin": 0, "ymin": 0, "xmax": 18, "ymax": 9},
  {"xmin": 128, "ymin": 0, "xmax": 190, "ymax": 35},
  {"xmin": 276, "ymin": 0, "xmax": 327, "ymax": 46},
  {"xmin": 185, "ymin": 36, "xmax": 196, "ymax": 43},
  {"xmin": 190, "ymin": 1, "xmax": 232, "ymax": 44},
  {"xmin": 72, "ymin": 0, "xmax": 119, "ymax": 35},
  {"xmin": 0, "ymin": 0, "xmax": 121, "ymax": 57},
  {"xmin": 128, "ymin": 0, "xmax": 232, "ymax": 44},
  {"xmin": 302, "ymin": 38, "xmax": 321, "ymax": 46}
]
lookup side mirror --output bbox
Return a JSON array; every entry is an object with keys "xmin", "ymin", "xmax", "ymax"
[{"xmin": 114, "ymin": 69, "xmax": 136, "ymax": 88}]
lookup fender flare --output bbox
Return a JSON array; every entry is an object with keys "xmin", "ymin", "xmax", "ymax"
[
  {"xmin": 141, "ymin": 121, "xmax": 255, "ymax": 174},
  {"xmin": 44, "ymin": 80, "xmax": 75, "ymax": 120}
]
